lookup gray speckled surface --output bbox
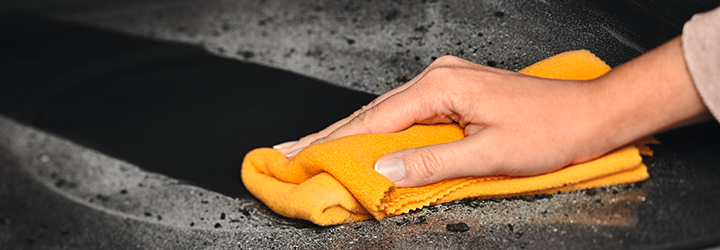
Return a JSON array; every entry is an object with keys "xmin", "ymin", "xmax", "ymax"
[
  {"xmin": 7, "ymin": 0, "xmax": 663, "ymax": 94},
  {"xmin": 3, "ymin": 115, "xmax": 720, "ymax": 249},
  {"xmin": 0, "ymin": 116, "xmax": 649, "ymax": 249},
  {"xmin": 2, "ymin": 0, "xmax": 720, "ymax": 249}
]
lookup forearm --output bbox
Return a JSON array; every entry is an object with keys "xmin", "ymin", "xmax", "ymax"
[{"xmin": 593, "ymin": 37, "xmax": 711, "ymax": 148}]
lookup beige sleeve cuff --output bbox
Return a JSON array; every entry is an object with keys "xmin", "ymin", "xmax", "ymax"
[{"xmin": 683, "ymin": 6, "xmax": 720, "ymax": 121}]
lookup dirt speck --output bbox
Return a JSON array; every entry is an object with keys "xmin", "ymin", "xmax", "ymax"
[
  {"xmin": 384, "ymin": 9, "xmax": 400, "ymax": 22},
  {"xmin": 237, "ymin": 51, "xmax": 255, "ymax": 60},
  {"xmin": 447, "ymin": 222, "xmax": 469, "ymax": 232},
  {"xmin": 585, "ymin": 188, "xmax": 597, "ymax": 196},
  {"xmin": 520, "ymin": 195, "xmax": 536, "ymax": 202}
]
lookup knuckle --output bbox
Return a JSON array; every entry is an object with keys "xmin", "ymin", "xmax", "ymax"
[
  {"xmin": 360, "ymin": 104, "xmax": 372, "ymax": 112},
  {"xmin": 352, "ymin": 105, "xmax": 372, "ymax": 117},
  {"xmin": 423, "ymin": 66, "xmax": 457, "ymax": 85},
  {"xmin": 431, "ymin": 55, "xmax": 464, "ymax": 65},
  {"xmin": 423, "ymin": 65, "xmax": 460, "ymax": 84},
  {"xmin": 407, "ymin": 148, "xmax": 445, "ymax": 181},
  {"xmin": 351, "ymin": 111, "xmax": 374, "ymax": 134},
  {"xmin": 416, "ymin": 67, "xmax": 459, "ymax": 97}
]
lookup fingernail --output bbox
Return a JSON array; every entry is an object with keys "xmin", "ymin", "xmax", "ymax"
[
  {"xmin": 285, "ymin": 147, "xmax": 305, "ymax": 158},
  {"xmin": 273, "ymin": 141, "xmax": 298, "ymax": 149},
  {"xmin": 374, "ymin": 158, "xmax": 405, "ymax": 182}
]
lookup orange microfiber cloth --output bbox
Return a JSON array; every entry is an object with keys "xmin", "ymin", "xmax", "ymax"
[{"xmin": 241, "ymin": 50, "xmax": 654, "ymax": 226}]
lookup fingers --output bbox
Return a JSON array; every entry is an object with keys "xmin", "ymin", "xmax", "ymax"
[
  {"xmin": 273, "ymin": 56, "xmax": 484, "ymax": 155},
  {"xmin": 311, "ymin": 84, "xmax": 439, "ymax": 145},
  {"xmin": 275, "ymin": 114, "xmax": 357, "ymax": 155},
  {"xmin": 275, "ymin": 55, "xmax": 481, "ymax": 156},
  {"xmin": 374, "ymin": 133, "xmax": 498, "ymax": 187},
  {"xmin": 314, "ymin": 61, "xmax": 486, "ymax": 143},
  {"xmin": 276, "ymin": 77, "xmax": 421, "ymax": 155},
  {"xmin": 276, "ymin": 62, "xmax": 439, "ymax": 155}
]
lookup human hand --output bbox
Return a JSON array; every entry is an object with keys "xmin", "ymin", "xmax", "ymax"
[{"xmin": 275, "ymin": 37, "xmax": 709, "ymax": 188}]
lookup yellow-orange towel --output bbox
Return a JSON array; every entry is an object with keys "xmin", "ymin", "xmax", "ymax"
[{"xmin": 241, "ymin": 50, "xmax": 653, "ymax": 226}]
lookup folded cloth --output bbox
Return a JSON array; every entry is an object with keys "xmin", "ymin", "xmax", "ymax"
[{"xmin": 241, "ymin": 50, "xmax": 655, "ymax": 226}]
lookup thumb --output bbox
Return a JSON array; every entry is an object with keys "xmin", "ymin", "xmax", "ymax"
[{"xmin": 373, "ymin": 136, "xmax": 497, "ymax": 187}]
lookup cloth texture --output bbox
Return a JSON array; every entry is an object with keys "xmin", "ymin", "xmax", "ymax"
[
  {"xmin": 241, "ymin": 50, "xmax": 654, "ymax": 226},
  {"xmin": 683, "ymin": 6, "xmax": 720, "ymax": 121}
]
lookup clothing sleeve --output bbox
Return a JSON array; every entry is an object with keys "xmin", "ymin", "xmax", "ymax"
[{"xmin": 683, "ymin": 6, "xmax": 720, "ymax": 121}]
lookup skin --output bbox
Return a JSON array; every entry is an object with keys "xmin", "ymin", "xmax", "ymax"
[{"xmin": 275, "ymin": 36, "xmax": 711, "ymax": 188}]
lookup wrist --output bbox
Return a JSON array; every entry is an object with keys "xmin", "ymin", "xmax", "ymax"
[{"xmin": 591, "ymin": 37, "xmax": 711, "ymax": 149}]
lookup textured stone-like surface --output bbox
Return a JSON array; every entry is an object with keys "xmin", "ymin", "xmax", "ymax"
[
  {"xmin": 0, "ymin": 116, "xmax": 644, "ymax": 249},
  {"xmin": 2, "ymin": 116, "xmax": 720, "ymax": 249},
  {"xmin": 5, "ymin": 0, "xmax": 686, "ymax": 94}
]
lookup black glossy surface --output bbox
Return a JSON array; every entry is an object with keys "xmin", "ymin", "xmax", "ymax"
[{"xmin": 0, "ymin": 15, "xmax": 375, "ymax": 199}]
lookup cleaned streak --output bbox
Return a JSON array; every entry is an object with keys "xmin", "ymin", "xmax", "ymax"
[{"xmin": 601, "ymin": 26, "xmax": 646, "ymax": 54}]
